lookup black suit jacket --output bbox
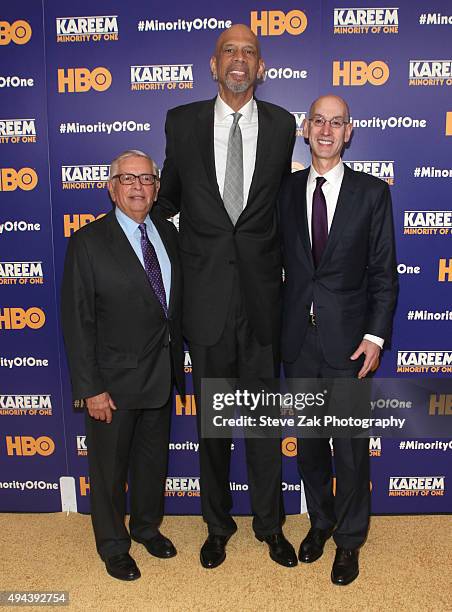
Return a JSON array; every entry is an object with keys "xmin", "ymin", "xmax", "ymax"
[
  {"xmin": 279, "ymin": 164, "xmax": 398, "ymax": 369},
  {"xmin": 61, "ymin": 209, "xmax": 185, "ymax": 409},
  {"xmin": 156, "ymin": 97, "xmax": 295, "ymax": 347}
]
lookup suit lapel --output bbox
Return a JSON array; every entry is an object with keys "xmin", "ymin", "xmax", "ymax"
[
  {"xmin": 195, "ymin": 99, "xmax": 223, "ymax": 206},
  {"xmin": 104, "ymin": 211, "xmax": 164, "ymax": 311},
  {"xmin": 244, "ymin": 99, "xmax": 273, "ymax": 212},
  {"xmin": 294, "ymin": 170, "xmax": 314, "ymax": 267},
  {"xmin": 318, "ymin": 164, "xmax": 358, "ymax": 269},
  {"xmin": 152, "ymin": 214, "xmax": 179, "ymax": 316}
]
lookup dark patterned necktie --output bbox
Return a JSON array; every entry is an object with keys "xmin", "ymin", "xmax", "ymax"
[
  {"xmin": 138, "ymin": 223, "xmax": 168, "ymax": 316},
  {"xmin": 311, "ymin": 176, "xmax": 328, "ymax": 268}
]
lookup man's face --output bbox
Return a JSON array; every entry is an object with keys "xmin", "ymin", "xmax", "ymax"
[
  {"xmin": 303, "ymin": 96, "xmax": 353, "ymax": 168},
  {"xmin": 108, "ymin": 156, "xmax": 159, "ymax": 222},
  {"xmin": 210, "ymin": 25, "xmax": 265, "ymax": 97}
]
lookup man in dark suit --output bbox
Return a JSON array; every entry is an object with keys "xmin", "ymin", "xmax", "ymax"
[
  {"xmin": 156, "ymin": 24, "xmax": 297, "ymax": 569},
  {"xmin": 279, "ymin": 95, "xmax": 398, "ymax": 585},
  {"xmin": 61, "ymin": 150, "xmax": 184, "ymax": 581}
]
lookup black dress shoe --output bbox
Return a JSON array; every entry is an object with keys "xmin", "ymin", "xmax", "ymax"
[
  {"xmin": 200, "ymin": 535, "xmax": 231, "ymax": 569},
  {"xmin": 298, "ymin": 527, "xmax": 333, "ymax": 563},
  {"xmin": 105, "ymin": 553, "xmax": 141, "ymax": 581},
  {"xmin": 331, "ymin": 547, "xmax": 359, "ymax": 585},
  {"xmin": 256, "ymin": 533, "xmax": 298, "ymax": 568},
  {"xmin": 134, "ymin": 532, "xmax": 177, "ymax": 558}
]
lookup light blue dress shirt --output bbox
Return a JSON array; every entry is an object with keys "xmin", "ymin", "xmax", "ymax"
[{"xmin": 115, "ymin": 206, "xmax": 171, "ymax": 305}]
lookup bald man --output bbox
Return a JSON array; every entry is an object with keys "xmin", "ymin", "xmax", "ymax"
[
  {"xmin": 156, "ymin": 24, "xmax": 296, "ymax": 569},
  {"xmin": 279, "ymin": 95, "xmax": 398, "ymax": 584}
]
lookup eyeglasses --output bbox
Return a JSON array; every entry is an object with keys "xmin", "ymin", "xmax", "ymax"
[
  {"xmin": 111, "ymin": 173, "xmax": 159, "ymax": 185},
  {"xmin": 309, "ymin": 116, "xmax": 349, "ymax": 129}
]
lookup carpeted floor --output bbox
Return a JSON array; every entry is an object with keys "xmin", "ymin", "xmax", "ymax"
[{"xmin": 0, "ymin": 514, "xmax": 450, "ymax": 611}]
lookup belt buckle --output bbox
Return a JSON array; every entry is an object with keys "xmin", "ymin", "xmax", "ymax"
[{"xmin": 309, "ymin": 313, "xmax": 316, "ymax": 326}]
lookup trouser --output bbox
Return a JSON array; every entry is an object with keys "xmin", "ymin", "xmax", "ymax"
[
  {"xmin": 85, "ymin": 400, "xmax": 171, "ymax": 560},
  {"xmin": 284, "ymin": 324, "xmax": 370, "ymax": 549},
  {"xmin": 189, "ymin": 275, "xmax": 284, "ymax": 537}
]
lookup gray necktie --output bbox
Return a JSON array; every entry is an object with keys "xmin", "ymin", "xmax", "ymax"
[{"xmin": 223, "ymin": 112, "xmax": 243, "ymax": 225}]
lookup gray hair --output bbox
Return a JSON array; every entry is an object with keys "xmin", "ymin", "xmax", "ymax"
[{"xmin": 109, "ymin": 149, "xmax": 159, "ymax": 178}]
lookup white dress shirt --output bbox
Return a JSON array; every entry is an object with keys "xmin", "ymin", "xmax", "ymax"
[
  {"xmin": 115, "ymin": 206, "xmax": 171, "ymax": 304},
  {"xmin": 214, "ymin": 95, "xmax": 258, "ymax": 207},
  {"xmin": 307, "ymin": 160, "xmax": 383, "ymax": 348}
]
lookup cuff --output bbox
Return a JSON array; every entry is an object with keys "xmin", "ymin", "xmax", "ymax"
[{"xmin": 363, "ymin": 333, "xmax": 384, "ymax": 349}]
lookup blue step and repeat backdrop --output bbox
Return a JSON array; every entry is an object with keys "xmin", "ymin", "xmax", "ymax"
[{"xmin": 1, "ymin": 1, "xmax": 451, "ymax": 515}]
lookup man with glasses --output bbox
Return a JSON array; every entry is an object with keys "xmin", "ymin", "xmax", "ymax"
[
  {"xmin": 279, "ymin": 95, "xmax": 398, "ymax": 584},
  {"xmin": 61, "ymin": 150, "xmax": 184, "ymax": 581}
]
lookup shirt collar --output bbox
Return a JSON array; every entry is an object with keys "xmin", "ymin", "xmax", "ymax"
[
  {"xmin": 214, "ymin": 94, "xmax": 256, "ymax": 124},
  {"xmin": 308, "ymin": 159, "xmax": 344, "ymax": 187},
  {"xmin": 115, "ymin": 206, "xmax": 153, "ymax": 237}
]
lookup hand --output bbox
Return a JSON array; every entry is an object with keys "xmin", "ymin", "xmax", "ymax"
[
  {"xmin": 350, "ymin": 339, "xmax": 381, "ymax": 379},
  {"xmin": 85, "ymin": 392, "xmax": 117, "ymax": 423}
]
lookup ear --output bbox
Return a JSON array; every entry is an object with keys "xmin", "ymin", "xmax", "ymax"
[
  {"xmin": 210, "ymin": 56, "xmax": 217, "ymax": 80},
  {"xmin": 107, "ymin": 180, "xmax": 116, "ymax": 203},
  {"xmin": 344, "ymin": 122, "xmax": 353, "ymax": 143},
  {"xmin": 302, "ymin": 117, "xmax": 309, "ymax": 139},
  {"xmin": 153, "ymin": 180, "xmax": 160, "ymax": 202},
  {"xmin": 257, "ymin": 58, "xmax": 265, "ymax": 80}
]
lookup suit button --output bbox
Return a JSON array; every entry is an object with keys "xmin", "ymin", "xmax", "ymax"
[{"xmin": 228, "ymin": 260, "xmax": 236, "ymax": 265}]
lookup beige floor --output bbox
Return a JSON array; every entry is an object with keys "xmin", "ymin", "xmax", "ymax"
[{"xmin": 0, "ymin": 514, "xmax": 450, "ymax": 612}]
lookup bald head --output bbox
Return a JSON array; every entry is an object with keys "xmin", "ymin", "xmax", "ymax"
[
  {"xmin": 210, "ymin": 24, "xmax": 265, "ymax": 110},
  {"xmin": 309, "ymin": 95, "xmax": 350, "ymax": 123},
  {"xmin": 214, "ymin": 24, "xmax": 261, "ymax": 58},
  {"xmin": 303, "ymin": 94, "xmax": 353, "ymax": 173}
]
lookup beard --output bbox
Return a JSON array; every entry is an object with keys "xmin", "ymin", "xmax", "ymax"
[
  {"xmin": 224, "ymin": 64, "xmax": 253, "ymax": 93},
  {"xmin": 224, "ymin": 76, "xmax": 252, "ymax": 93}
]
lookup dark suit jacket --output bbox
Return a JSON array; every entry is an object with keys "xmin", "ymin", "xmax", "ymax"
[
  {"xmin": 156, "ymin": 97, "xmax": 296, "ymax": 347},
  {"xmin": 279, "ymin": 164, "xmax": 398, "ymax": 369},
  {"xmin": 61, "ymin": 209, "xmax": 185, "ymax": 409}
]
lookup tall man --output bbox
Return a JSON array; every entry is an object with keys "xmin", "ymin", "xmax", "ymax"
[
  {"xmin": 279, "ymin": 95, "xmax": 398, "ymax": 585},
  {"xmin": 156, "ymin": 24, "xmax": 297, "ymax": 568},
  {"xmin": 61, "ymin": 150, "xmax": 184, "ymax": 581}
]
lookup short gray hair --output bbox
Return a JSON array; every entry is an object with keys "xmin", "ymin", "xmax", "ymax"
[{"xmin": 109, "ymin": 149, "xmax": 159, "ymax": 179}]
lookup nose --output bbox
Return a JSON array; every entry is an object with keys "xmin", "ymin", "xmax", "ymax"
[
  {"xmin": 320, "ymin": 120, "xmax": 332, "ymax": 135},
  {"xmin": 232, "ymin": 48, "xmax": 246, "ymax": 62}
]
